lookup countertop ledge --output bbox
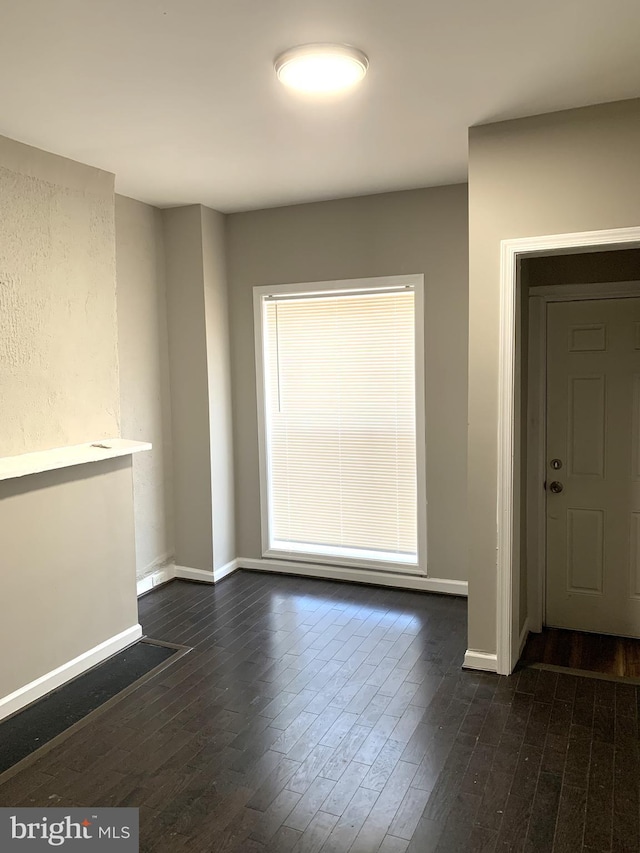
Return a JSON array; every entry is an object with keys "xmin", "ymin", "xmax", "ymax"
[{"xmin": 0, "ymin": 439, "xmax": 152, "ymax": 482}]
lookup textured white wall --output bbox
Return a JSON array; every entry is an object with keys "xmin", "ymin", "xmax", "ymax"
[
  {"xmin": 0, "ymin": 137, "xmax": 139, "ymax": 711},
  {"xmin": 0, "ymin": 135, "xmax": 119, "ymax": 454},
  {"xmin": 115, "ymin": 195, "xmax": 174, "ymax": 579}
]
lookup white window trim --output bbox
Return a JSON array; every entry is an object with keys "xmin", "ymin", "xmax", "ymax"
[{"xmin": 253, "ymin": 274, "xmax": 428, "ymax": 578}]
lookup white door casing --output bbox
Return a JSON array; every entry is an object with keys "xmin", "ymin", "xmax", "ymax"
[
  {"xmin": 492, "ymin": 225, "xmax": 640, "ymax": 677},
  {"xmin": 546, "ymin": 297, "xmax": 640, "ymax": 637}
]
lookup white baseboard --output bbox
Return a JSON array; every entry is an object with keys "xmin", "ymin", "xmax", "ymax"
[
  {"xmin": 148, "ymin": 560, "xmax": 240, "ymax": 588},
  {"xmin": 137, "ymin": 563, "xmax": 176, "ymax": 596},
  {"xmin": 174, "ymin": 560, "xmax": 240, "ymax": 584},
  {"xmin": 0, "ymin": 624, "xmax": 143, "ymax": 723},
  {"xmin": 169, "ymin": 556, "xmax": 466, "ymax": 597},
  {"xmin": 175, "ymin": 565, "xmax": 216, "ymax": 583},
  {"xmin": 215, "ymin": 558, "xmax": 240, "ymax": 582},
  {"xmin": 463, "ymin": 649, "xmax": 498, "ymax": 673},
  {"xmin": 236, "ymin": 557, "xmax": 468, "ymax": 596}
]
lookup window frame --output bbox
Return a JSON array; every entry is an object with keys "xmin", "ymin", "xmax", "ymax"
[{"xmin": 253, "ymin": 274, "xmax": 427, "ymax": 577}]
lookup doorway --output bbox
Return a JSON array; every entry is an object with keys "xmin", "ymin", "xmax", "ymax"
[
  {"xmin": 522, "ymin": 253, "xmax": 640, "ymax": 674},
  {"xmin": 495, "ymin": 228, "xmax": 640, "ymax": 676}
]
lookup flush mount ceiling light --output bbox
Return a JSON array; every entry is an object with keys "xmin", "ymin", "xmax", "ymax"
[{"xmin": 274, "ymin": 43, "xmax": 369, "ymax": 94}]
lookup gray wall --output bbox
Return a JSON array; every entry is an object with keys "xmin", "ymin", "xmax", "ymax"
[
  {"xmin": 163, "ymin": 205, "xmax": 235, "ymax": 574},
  {"xmin": 226, "ymin": 184, "xmax": 469, "ymax": 582},
  {"xmin": 0, "ymin": 458, "xmax": 138, "ymax": 701},
  {"xmin": 163, "ymin": 205, "xmax": 214, "ymax": 572},
  {"xmin": 202, "ymin": 207, "xmax": 236, "ymax": 571},
  {"xmin": 115, "ymin": 195, "xmax": 175, "ymax": 580},
  {"xmin": 468, "ymin": 98, "xmax": 640, "ymax": 657},
  {"xmin": 0, "ymin": 135, "xmax": 119, "ymax": 454}
]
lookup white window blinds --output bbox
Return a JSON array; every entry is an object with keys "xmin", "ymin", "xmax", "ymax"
[{"xmin": 260, "ymin": 286, "xmax": 418, "ymax": 566}]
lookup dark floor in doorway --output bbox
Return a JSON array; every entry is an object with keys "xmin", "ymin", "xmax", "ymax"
[
  {"xmin": 0, "ymin": 639, "xmax": 181, "ymax": 775},
  {"xmin": 522, "ymin": 626, "xmax": 640, "ymax": 680}
]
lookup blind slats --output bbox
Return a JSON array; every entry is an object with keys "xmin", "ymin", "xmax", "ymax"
[{"xmin": 263, "ymin": 289, "xmax": 418, "ymax": 563}]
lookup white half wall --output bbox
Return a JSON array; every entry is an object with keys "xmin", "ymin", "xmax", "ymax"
[{"xmin": 0, "ymin": 457, "xmax": 140, "ymax": 719}]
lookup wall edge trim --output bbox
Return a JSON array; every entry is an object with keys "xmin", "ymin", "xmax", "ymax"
[
  {"xmin": 463, "ymin": 650, "xmax": 498, "ymax": 673},
  {"xmin": 174, "ymin": 560, "xmax": 240, "ymax": 584},
  {"xmin": 0, "ymin": 624, "xmax": 143, "ymax": 723},
  {"xmin": 518, "ymin": 617, "xmax": 531, "ymax": 660},
  {"xmin": 214, "ymin": 559, "xmax": 241, "ymax": 582}
]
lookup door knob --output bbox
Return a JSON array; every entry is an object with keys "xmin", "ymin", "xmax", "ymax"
[{"xmin": 549, "ymin": 481, "xmax": 564, "ymax": 494}]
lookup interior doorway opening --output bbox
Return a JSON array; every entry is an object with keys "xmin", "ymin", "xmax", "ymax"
[
  {"xmin": 517, "ymin": 247, "xmax": 640, "ymax": 675},
  {"xmin": 496, "ymin": 227, "xmax": 640, "ymax": 676}
]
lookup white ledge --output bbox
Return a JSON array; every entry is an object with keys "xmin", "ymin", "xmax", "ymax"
[{"xmin": 0, "ymin": 439, "xmax": 152, "ymax": 482}]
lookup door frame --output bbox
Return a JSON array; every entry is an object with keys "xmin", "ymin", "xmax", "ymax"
[
  {"xmin": 526, "ymin": 280, "xmax": 640, "ymax": 641},
  {"xmin": 496, "ymin": 226, "xmax": 640, "ymax": 676}
]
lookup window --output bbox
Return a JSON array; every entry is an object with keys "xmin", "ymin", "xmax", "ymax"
[{"xmin": 254, "ymin": 275, "xmax": 426, "ymax": 574}]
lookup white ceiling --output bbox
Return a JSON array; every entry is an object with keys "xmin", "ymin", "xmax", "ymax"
[{"xmin": 1, "ymin": 0, "xmax": 640, "ymax": 212}]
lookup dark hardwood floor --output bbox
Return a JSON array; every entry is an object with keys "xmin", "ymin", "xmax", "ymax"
[
  {"xmin": 1, "ymin": 570, "xmax": 639, "ymax": 851},
  {"xmin": 522, "ymin": 627, "xmax": 640, "ymax": 679}
]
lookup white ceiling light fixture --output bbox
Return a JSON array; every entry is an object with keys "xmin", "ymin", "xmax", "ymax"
[{"xmin": 274, "ymin": 43, "xmax": 369, "ymax": 94}]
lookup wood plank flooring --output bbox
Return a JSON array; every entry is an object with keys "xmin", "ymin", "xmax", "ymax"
[
  {"xmin": 1, "ymin": 570, "xmax": 639, "ymax": 851},
  {"xmin": 522, "ymin": 627, "xmax": 640, "ymax": 679}
]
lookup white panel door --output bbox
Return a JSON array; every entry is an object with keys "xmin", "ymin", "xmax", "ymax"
[{"xmin": 546, "ymin": 297, "xmax": 640, "ymax": 636}]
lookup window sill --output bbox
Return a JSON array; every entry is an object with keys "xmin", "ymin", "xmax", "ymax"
[{"xmin": 263, "ymin": 547, "xmax": 425, "ymax": 577}]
